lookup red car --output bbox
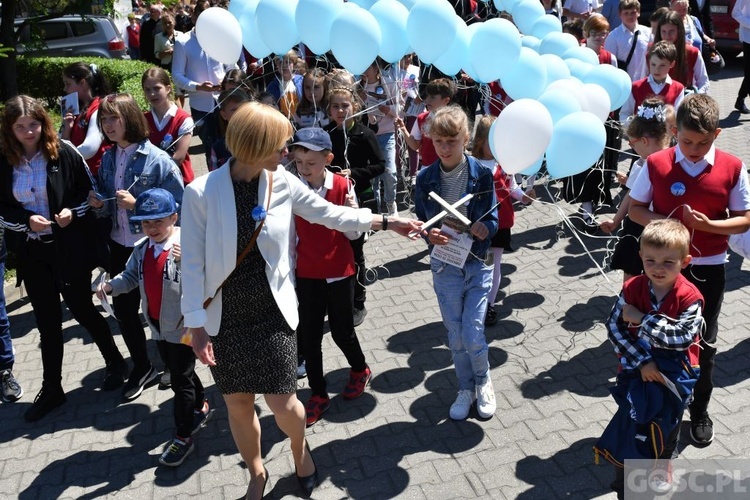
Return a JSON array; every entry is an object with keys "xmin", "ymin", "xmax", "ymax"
[{"xmin": 712, "ymin": 0, "xmax": 742, "ymax": 51}]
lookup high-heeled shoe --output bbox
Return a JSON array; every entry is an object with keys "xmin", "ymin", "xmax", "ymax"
[
  {"xmin": 295, "ymin": 441, "xmax": 319, "ymax": 497},
  {"xmin": 245, "ymin": 466, "xmax": 269, "ymax": 500}
]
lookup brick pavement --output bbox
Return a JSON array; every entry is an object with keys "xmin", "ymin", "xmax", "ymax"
[{"xmin": 2, "ymin": 60, "xmax": 750, "ymax": 499}]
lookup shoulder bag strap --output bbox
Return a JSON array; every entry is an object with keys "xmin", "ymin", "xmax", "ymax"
[
  {"xmin": 623, "ymin": 30, "xmax": 640, "ymax": 70},
  {"xmin": 202, "ymin": 171, "xmax": 274, "ymax": 309}
]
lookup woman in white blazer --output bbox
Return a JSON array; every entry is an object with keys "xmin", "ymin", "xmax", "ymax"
[{"xmin": 181, "ymin": 102, "xmax": 419, "ymax": 499}]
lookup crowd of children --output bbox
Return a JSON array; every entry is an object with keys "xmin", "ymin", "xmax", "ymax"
[{"xmin": 1, "ymin": 2, "xmax": 747, "ymax": 496}]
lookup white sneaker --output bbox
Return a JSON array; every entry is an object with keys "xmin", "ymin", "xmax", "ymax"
[
  {"xmin": 449, "ymin": 389, "xmax": 476, "ymax": 420},
  {"xmin": 476, "ymin": 378, "xmax": 496, "ymax": 418}
]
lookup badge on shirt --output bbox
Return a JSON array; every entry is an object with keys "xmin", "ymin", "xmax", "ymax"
[{"xmin": 670, "ymin": 182, "xmax": 686, "ymax": 196}]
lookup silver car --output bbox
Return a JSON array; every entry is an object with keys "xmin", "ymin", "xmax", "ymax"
[{"xmin": 14, "ymin": 15, "xmax": 127, "ymax": 59}]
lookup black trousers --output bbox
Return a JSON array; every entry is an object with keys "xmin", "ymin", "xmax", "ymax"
[
  {"xmin": 296, "ymin": 276, "xmax": 367, "ymax": 398},
  {"xmin": 110, "ymin": 240, "xmax": 151, "ymax": 373},
  {"xmin": 739, "ymin": 42, "xmax": 750, "ymax": 100},
  {"xmin": 23, "ymin": 239, "xmax": 122, "ymax": 388},
  {"xmin": 155, "ymin": 336, "xmax": 205, "ymax": 437},
  {"xmin": 350, "ymin": 234, "xmax": 367, "ymax": 309},
  {"xmin": 683, "ymin": 264, "xmax": 724, "ymax": 417}
]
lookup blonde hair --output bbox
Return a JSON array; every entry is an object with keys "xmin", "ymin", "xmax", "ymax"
[
  {"xmin": 472, "ymin": 115, "xmax": 495, "ymax": 158},
  {"xmin": 225, "ymin": 102, "xmax": 293, "ymax": 164},
  {"xmin": 426, "ymin": 105, "xmax": 469, "ymax": 139},
  {"xmin": 640, "ymin": 218, "xmax": 690, "ymax": 258}
]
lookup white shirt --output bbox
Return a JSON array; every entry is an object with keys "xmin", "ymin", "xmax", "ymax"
[
  {"xmin": 149, "ymin": 104, "xmax": 194, "ymax": 135},
  {"xmin": 563, "ymin": 0, "xmax": 600, "ymax": 15},
  {"xmin": 149, "ymin": 234, "xmax": 175, "ymax": 258},
  {"xmin": 171, "ymin": 30, "xmax": 236, "ymax": 112},
  {"xmin": 619, "ymin": 75, "xmax": 684, "ymax": 123},
  {"xmin": 629, "ymin": 145, "xmax": 750, "ymax": 264},
  {"xmin": 733, "ymin": 0, "xmax": 750, "ymax": 45},
  {"xmin": 603, "ymin": 23, "xmax": 650, "ymax": 82}
]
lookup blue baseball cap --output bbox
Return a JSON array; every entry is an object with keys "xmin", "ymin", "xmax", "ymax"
[
  {"xmin": 129, "ymin": 188, "xmax": 177, "ymax": 221},
  {"xmin": 291, "ymin": 127, "xmax": 332, "ymax": 152}
]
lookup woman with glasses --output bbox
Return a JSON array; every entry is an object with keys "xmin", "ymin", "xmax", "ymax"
[
  {"xmin": 87, "ymin": 93, "xmax": 184, "ymax": 402},
  {"xmin": 0, "ymin": 95, "xmax": 127, "ymax": 421},
  {"xmin": 181, "ymin": 102, "xmax": 420, "ymax": 499}
]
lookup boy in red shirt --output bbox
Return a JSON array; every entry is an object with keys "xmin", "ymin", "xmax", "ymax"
[{"xmin": 628, "ymin": 94, "xmax": 750, "ymax": 446}]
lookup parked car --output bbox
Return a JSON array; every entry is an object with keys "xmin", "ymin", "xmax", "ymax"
[
  {"xmin": 14, "ymin": 15, "xmax": 127, "ymax": 59},
  {"xmin": 711, "ymin": 0, "xmax": 742, "ymax": 51}
]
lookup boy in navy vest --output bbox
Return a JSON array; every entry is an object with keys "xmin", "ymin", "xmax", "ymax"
[
  {"xmin": 290, "ymin": 128, "xmax": 372, "ymax": 428},
  {"xmin": 97, "ymin": 188, "xmax": 212, "ymax": 467},
  {"xmin": 629, "ymin": 94, "xmax": 750, "ymax": 446},
  {"xmin": 601, "ymin": 219, "xmax": 703, "ymax": 494}
]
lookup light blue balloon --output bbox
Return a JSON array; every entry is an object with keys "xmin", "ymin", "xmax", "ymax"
[
  {"xmin": 434, "ymin": 22, "xmax": 470, "ymax": 76},
  {"xmin": 371, "ymin": 0, "xmax": 410, "ymax": 63},
  {"xmin": 530, "ymin": 14, "xmax": 561, "ymax": 39},
  {"xmin": 539, "ymin": 32, "xmax": 580, "ymax": 57},
  {"xmin": 350, "ymin": 0, "xmax": 377, "ymax": 7},
  {"xmin": 546, "ymin": 111, "xmax": 606, "ymax": 178},
  {"xmin": 228, "ymin": 0, "xmax": 248, "ymax": 19},
  {"xmin": 502, "ymin": 47, "xmax": 547, "ymax": 100},
  {"xmin": 256, "ymin": 0, "xmax": 300, "ymax": 55},
  {"xmin": 511, "ymin": 0, "xmax": 546, "ymax": 35},
  {"xmin": 406, "ymin": 0, "xmax": 458, "ymax": 64},
  {"xmin": 540, "ymin": 53, "xmax": 570, "ymax": 84},
  {"xmin": 521, "ymin": 35, "xmax": 541, "ymax": 50},
  {"xmin": 496, "ymin": 0, "xmax": 524, "ymax": 13},
  {"xmin": 295, "ymin": 0, "xmax": 344, "ymax": 55},
  {"xmin": 468, "ymin": 18, "xmax": 521, "ymax": 83},
  {"xmin": 521, "ymin": 154, "xmax": 543, "ymax": 176},
  {"xmin": 330, "ymin": 4, "xmax": 382, "ymax": 75},
  {"xmin": 538, "ymin": 87, "xmax": 582, "ymax": 123},
  {"xmin": 239, "ymin": 0, "xmax": 271, "ymax": 59},
  {"xmin": 564, "ymin": 58, "xmax": 593, "ymax": 80},
  {"xmin": 583, "ymin": 63, "xmax": 632, "ymax": 110},
  {"xmin": 397, "ymin": 0, "xmax": 418, "ymax": 8},
  {"xmin": 563, "ymin": 45, "xmax": 599, "ymax": 66}
]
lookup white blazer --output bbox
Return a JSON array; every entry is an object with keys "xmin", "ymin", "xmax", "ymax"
[{"xmin": 181, "ymin": 162, "xmax": 373, "ymax": 335}]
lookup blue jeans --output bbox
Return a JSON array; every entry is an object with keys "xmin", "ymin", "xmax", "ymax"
[
  {"xmin": 431, "ymin": 257, "xmax": 492, "ymax": 391},
  {"xmin": 372, "ymin": 132, "xmax": 397, "ymax": 209},
  {"xmin": 0, "ymin": 261, "xmax": 13, "ymax": 371}
]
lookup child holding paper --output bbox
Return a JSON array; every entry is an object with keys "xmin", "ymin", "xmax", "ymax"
[{"xmin": 414, "ymin": 105, "xmax": 498, "ymax": 421}]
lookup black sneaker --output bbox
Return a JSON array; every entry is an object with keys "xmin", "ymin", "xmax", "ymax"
[
  {"xmin": 158, "ymin": 369, "xmax": 171, "ymax": 390},
  {"xmin": 690, "ymin": 412, "xmax": 714, "ymax": 445},
  {"xmin": 122, "ymin": 365, "xmax": 159, "ymax": 401},
  {"xmin": 102, "ymin": 359, "xmax": 128, "ymax": 391},
  {"xmin": 297, "ymin": 358, "xmax": 307, "ymax": 379},
  {"xmin": 1, "ymin": 369, "xmax": 23, "ymax": 402},
  {"xmin": 353, "ymin": 306, "xmax": 367, "ymax": 327},
  {"xmin": 484, "ymin": 306, "xmax": 498, "ymax": 326},
  {"xmin": 24, "ymin": 385, "xmax": 66, "ymax": 421},
  {"xmin": 736, "ymin": 97, "xmax": 750, "ymax": 114},
  {"xmin": 191, "ymin": 400, "xmax": 214, "ymax": 435},
  {"xmin": 159, "ymin": 436, "xmax": 194, "ymax": 467}
]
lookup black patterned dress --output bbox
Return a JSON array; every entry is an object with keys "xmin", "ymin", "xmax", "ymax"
[{"xmin": 209, "ymin": 177, "xmax": 297, "ymax": 394}]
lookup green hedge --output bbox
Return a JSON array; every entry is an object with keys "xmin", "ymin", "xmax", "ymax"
[{"xmin": 16, "ymin": 56, "xmax": 159, "ymax": 111}]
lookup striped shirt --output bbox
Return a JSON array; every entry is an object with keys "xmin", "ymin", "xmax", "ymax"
[
  {"xmin": 439, "ymin": 156, "xmax": 469, "ymax": 230},
  {"xmin": 12, "ymin": 151, "xmax": 52, "ymax": 236}
]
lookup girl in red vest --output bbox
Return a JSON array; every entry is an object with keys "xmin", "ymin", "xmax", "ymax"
[
  {"xmin": 654, "ymin": 11, "xmax": 710, "ymax": 93},
  {"xmin": 142, "ymin": 67, "xmax": 195, "ymax": 185},
  {"xmin": 583, "ymin": 15, "xmax": 617, "ymax": 67},
  {"xmin": 289, "ymin": 128, "xmax": 371, "ymax": 428},
  {"xmin": 472, "ymin": 116, "xmax": 535, "ymax": 326},
  {"xmin": 61, "ymin": 62, "xmax": 111, "ymax": 178}
]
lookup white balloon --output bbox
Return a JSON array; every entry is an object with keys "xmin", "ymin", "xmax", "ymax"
[
  {"xmin": 579, "ymin": 83, "xmax": 611, "ymax": 123},
  {"xmin": 491, "ymin": 99, "xmax": 554, "ymax": 174},
  {"xmin": 196, "ymin": 7, "xmax": 243, "ymax": 66}
]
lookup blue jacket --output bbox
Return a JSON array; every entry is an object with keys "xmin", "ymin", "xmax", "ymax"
[
  {"xmin": 266, "ymin": 74, "xmax": 303, "ymax": 102},
  {"xmin": 414, "ymin": 155, "xmax": 498, "ymax": 258},
  {"xmin": 95, "ymin": 140, "xmax": 184, "ymax": 236}
]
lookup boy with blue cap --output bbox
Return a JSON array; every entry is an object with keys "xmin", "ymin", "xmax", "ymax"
[{"xmin": 97, "ymin": 188, "xmax": 211, "ymax": 467}]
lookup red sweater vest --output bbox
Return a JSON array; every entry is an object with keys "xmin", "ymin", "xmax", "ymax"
[
  {"xmin": 622, "ymin": 273, "xmax": 703, "ymax": 366},
  {"xmin": 145, "ymin": 109, "xmax": 194, "ymax": 184},
  {"xmin": 670, "ymin": 45, "xmax": 700, "ymax": 87},
  {"xmin": 598, "ymin": 47, "xmax": 614, "ymax": 65},
  {"xmin": 143, "ymin": 246, "xmax": 170, "ymax": 321},
  {"xmin": 417, "ymin": 111, "xmax": 438, "ymax": 167},
  {"xmin": 487, "ymin": 81, "xmax": 510, "ymax": 117},
  {"xmin": 493, "ymin": 167, "xmax": 515, "ymax": 230},
  {"xmin": 70, "ymin": 96, "xmax": 105, "ymax": 176},
  {"xmin": 630, "ymin": 78, "xmax": 684, "ymax": 110},
  {"xmin": 295, "ymin": 175, "xmax": 356, "ymax": 279},
  {"xmin": 648, "ymin": 148, "xmax": 741, "ymax": 257}
]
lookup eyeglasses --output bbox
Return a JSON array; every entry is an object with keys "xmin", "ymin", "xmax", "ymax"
[{"xmin": 590, "ymin": 30, "xmax": 609, "ymax": 38}]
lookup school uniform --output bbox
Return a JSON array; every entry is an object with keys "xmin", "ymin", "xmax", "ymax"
[{"xmin": 145, "ymin": 105, "xmax": 195, "ymax": 184}]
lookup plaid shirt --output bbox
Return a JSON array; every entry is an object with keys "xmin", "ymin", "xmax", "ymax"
[
  {"xmin": 606, "ymin": 282, "xmax": 703, "ymax": 371},
  {"xmin": 11, "ymin": 152, "xmax": 52, "ymax": 236}
]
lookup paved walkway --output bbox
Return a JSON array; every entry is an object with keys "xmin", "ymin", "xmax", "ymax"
[{"xmin": 3, "ymin": 60, "xmax": 750, "ymax": 500}]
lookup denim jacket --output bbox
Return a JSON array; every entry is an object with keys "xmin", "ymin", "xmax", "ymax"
[
  {"xmin": 94, "ymin": 140, "xmax": 184, "ymax": 235},
  {"xmin": 414, "ymin": 155, "xmax": 498, "ymax": 258}
]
